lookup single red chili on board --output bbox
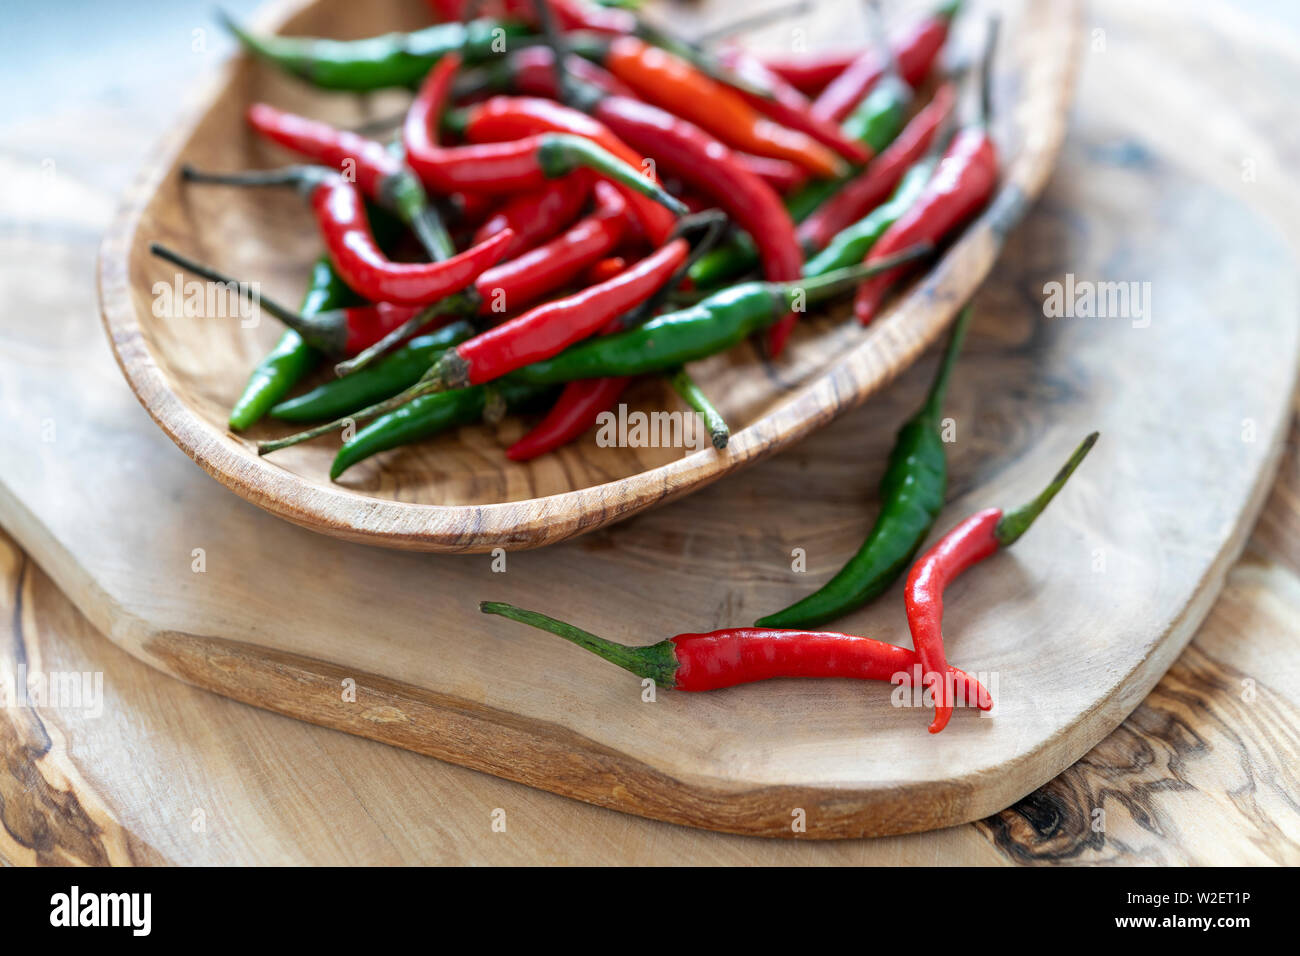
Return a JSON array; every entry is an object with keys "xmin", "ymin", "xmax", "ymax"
[
  {"xmin": 434, "ymin": 238, "xmax": 689, "ymax": 389},
  {"xmin": 854, "ymin": 21, "xmax": 998, "ymax": 323},
  {"xmin": 408, "ymin": 57, "xmax": 684, "ymax": 238},
  {"xmin": 181, "ymin": 164, "xmax": 513, "ymax": 306},
  {"xmin": 798, "ymin": 82, "xmax": 955, "ymax": 253},
  {"xmin": 458, "ymin": 92, "xmax": 676, "ymax": 244},
  {"xmin": 480, "ymin": 601, "xmax": 995, "ymax": 707},
  {"xmin": 147, "ymin": 243, "xmax": 464, "ymax": 357},
  {"xmin": 472, "ymin": 171, "xmax": 592, "ymax": 257},
  {"xmin": 812, "ymin": 0, "xmax": 959, "ymax": 123},
  {"xmin": 907, "ymin": 432, "xmax": 1098, "ymax": 733}
]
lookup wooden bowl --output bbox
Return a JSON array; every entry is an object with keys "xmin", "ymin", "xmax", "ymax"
[{"xmin": 97, "ymin": 0, "xmax": 1080, "ymax": 552}]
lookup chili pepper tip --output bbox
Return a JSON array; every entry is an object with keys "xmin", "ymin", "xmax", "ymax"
[{"xmin": 995, "ymin": 431, "xmax": 1098, "ymax": 547}]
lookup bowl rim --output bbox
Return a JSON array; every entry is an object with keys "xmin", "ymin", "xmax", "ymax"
[{"xmin": 96, "ymin": 0, "xmax": 1082, "ymax": 553}]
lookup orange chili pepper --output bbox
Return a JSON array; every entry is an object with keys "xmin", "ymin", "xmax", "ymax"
[{"xmin": 602, "ymin": 36, "xmax": 846, "ymax": 180}]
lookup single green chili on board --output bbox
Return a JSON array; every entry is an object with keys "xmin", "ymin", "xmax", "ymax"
[
  {"xmin": 269, "ymin": 320, "xmax": 475, "ymax": 423},
  {"xmin": 754, "ymin": 304, "xmax": 973, "ymax": 629},
  {"xmin": 219, "ymin": 14, "xmax": 530, "ymax": 91}
]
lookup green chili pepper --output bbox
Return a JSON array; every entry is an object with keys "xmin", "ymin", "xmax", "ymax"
[
  {"xmin": 513, "ymin": 247, "xmax": 930, "ymax": 385},
  {"xmin": 754, "ymin": 305, "xmax": 972, "ymax": 629},
  {"xmin": 802, "ymin": 155, "xmax": 938, "ymax": 279},
  {"xmin": 688, "ymin": 71, "xmax": 913, "ymax": 290},
  {"xmin": 269, "ymin": 321, "xmax": 475, "ymax": 423},
  {"xmin": 330, "ymin": 379, "xmax": 552, "ymax": 479},
  {"xmin": 228, "ymin": 257, "xmax": 358, "ymax": 431},
  {"xmin": 220, "ymin": 14, "xmax": 529, "ymax": 91},
  {"xmin": 668, "ymin": 368, "xmax": 729, "ymax": 449}
]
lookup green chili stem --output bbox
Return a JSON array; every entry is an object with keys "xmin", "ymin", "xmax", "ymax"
[
  {"xmin": 977, "ymin": 15, "xmax": 999, "ymax": 128},
  {"xmin": 479, "ymin": 602, "xmax": 679, "ymax": 687},
  {"xmin": 995, "ymin": 432, "xmax": 1099, "ymax": 547},
  {"xmin": 540, "ymin": 134, "xmax": 689, "ymax": 217},
  {"xmin": 148, "ymin": 242, "xmax": 326, "ymax": 335},
  {"xmin": 919, "ymin": 304, "xmax": 973, "ymax": 424},
  {"xmin": 782, "ymin": 241, "xmax": 934, "ymax": 306},
  {"xmin": 669, "ymin": 368, "xmax": 730, "ymax": 449},
  {"xmin": 181, "ymin": 163, "xmax": 320, "ymax": 190}
]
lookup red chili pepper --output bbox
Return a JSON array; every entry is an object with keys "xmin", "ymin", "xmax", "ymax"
[
  {"xmin": 481, "ymin": 602, "xmax": 995, "ymax": 707},
  {"xmin": 754, "ymin": 50, "xmax": 859, "ymax": 96},
  {"xmin": 734, "ymin": 152, "xmax": 807, "ymax": 194},
  {"xmin": 427, "ymin": 0, "xmax": 635, "ymax": 34},
  {"xmin": 854, "ymin": 126, "xmax": 996, "ymax": 323},
  {"xmin": 584, "ymin": 255, "xmax": 628, "ymax": 284},
  {"xmin": 407, "ymin": 57, "xmax": 685, "ymax": 229},
  {"xmin": 715, "ymin": 47, "xmax": 872, "ymax": 164},
  {"xmin": 310, "ymin": 175, "xmax": 515, "ymax": 305},
  {"xmin": 505, "ymin": 377, "xmax": 630, "ymax": 461},
  {"xmin": 460, "ymin": 93, "xmax": 676, "ymax": 244},
  {"xmin": 602, "ymin": 36, "xmax": 846, "ymax": 178},
  {"xmin": 246, "ymin": 103, "xmax": 402, "ymax": 200},
  {"xmin": 906, "ymin": 433, "xmax": 1098, "ymax": 733},
  {"xmin": 590, "ymin": 96, "xmax": 803, "ymax": 353},
  {"xmin": 798, "ymin": 82, "xmax": 955, "ymax": 253},
  {"xmin": 473, "ymin": 171, "xmax": 592, "ymax": 257},
  {"xmin": 812, "ymin": 2, "xmax": 958, "ymax": 123},
  {"xmin": 435, "ymin": 238, "xmax": 688, "ymax": 388},
  {"xmin": 475, "ymin": 180, "xmax": 629, "ymax": 310}
]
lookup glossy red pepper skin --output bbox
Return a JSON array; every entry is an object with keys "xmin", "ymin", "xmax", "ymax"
[
  {"xmin": 812, "ymin": 10, "xmax": 953, "ymax": 123},
  {"xmin": 584, "ymin": 255, "xmax": 628, "ymax": 284},
  {"xmin": 309, "ymin": 177, "xmax": 513, "ymax": 305},
  {"xmin": 246, "ymin": 103, "xmax": 400, "ymax": 200},
  {"xmin": 798, "ymin": 83, "xmax": 955, "ymax": 253},
  {"xmin": 905, "ymin": 508, "xmax": 1001, "ymax": 734},
  {"xmin": 473, "ymin": 172, "xmax": 592, "ymax": 257},
  {"xmin": 454, "ymin": 238, "xmax": 688, "ymax": 384},
  {"xmin": 505, "ymin": 377, "xmax": 630, "ymax": 461},
  {"xmin": 462, "ymin": 94, "xmax": 676, "ymax": 245},
  {"xmin": 503, "ymin": 46, "xmax": 637, "ymax": 100},
  {"xmin": 670, "ymin": 629, "xmax": 991, "ymax": 705},
  {"xmin": 591, "ymin": 95, "xmax": 803, "ymax": 353},
  {"xmin": 428, "ymin": 0, "xmax": 634, "ymax": 33},
  {"xmin": 736, "ymin": 152, "xmax": 807, "ymax": 194},
  {"xmin": 716, "ymin": 48, "xmax": 872, "ymax": 165},
  {"xmin": 854, "ymin": 126, "xmax": 997, "ymax": 322},
  {"xmin": 755, "ymin": 51, "xmax": 858, "ymax": 96},
  {"xmin": 474, "ymin": 180, "xmax": 629, "ymax": 311}
]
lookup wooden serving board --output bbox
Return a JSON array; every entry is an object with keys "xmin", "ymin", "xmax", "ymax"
[{"xmin": 4, "ymin": 58, "xmax": 1297, "ymax": 838}]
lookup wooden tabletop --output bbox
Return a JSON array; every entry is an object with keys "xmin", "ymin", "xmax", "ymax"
[{"xmin": 2, "ymin": 0, "xmax": 1299, "ymax": 864}]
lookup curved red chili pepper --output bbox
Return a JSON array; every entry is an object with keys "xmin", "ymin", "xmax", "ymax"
[
  {"xmin": 462, "ymin": 94, "xmax": 676, "ymax": 245},
  {"xmin": 584, "ymin": 255, "xmax": 628, "ymax": 284},
  {"xmin": 905, "ymin": 509, "xmax": 1000, "ymax": 734},
  {"xmin": 812, "ymin": 5, "xmax": 956, "ymax": 123},
  {"xmin": 408, "ymin": 57, "xmax": 683, "ymax": 234},
  {"xmin": 715, "ymin": 48, "xmax": 872, "ymax": 165},
  {"xmin": 798, "ymin": 83, "xmax": 955, "ymax": 253},
  {"xmin": 473, "ymin": 171, "xmax": 592, "ymax": 257},
  {"xmin": 443, "ymin": 238, "xmax": 688, "ymax": 387},
  {"xmin": 755, "ymin": 50, "xmax": 858, "ymax": 96},
  {"xmin": 905, "ymin": 432, "xmax": 1099, "ymax": 733},
  {"xmin": 505, "ymin": 377, "xmax": 631, "ymax": 461},
  {"xmin": 474, "ymin": 180, "xmax": 629, "ymax": 310},
  {"xmin": 853, "ymin": 126, "xmax": 997, "ymax": 323},
  {"xmin": 246, "ymin": 103, "xmax": 400, "ymax": 200},
  {"xmin": 590, "ymin": 96, "xmax": 803, "ymax": 353},
  {"xmin": 309, "ymin": 176, "xmax": 514, "ymax": 305}
]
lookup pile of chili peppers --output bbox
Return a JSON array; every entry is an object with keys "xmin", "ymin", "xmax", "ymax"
[
  {"xmin": 150, "ymin": 1, "xmax": 1100, "ymax": 736},
  {"xmin": 153, "ymin": 0, "xmax": 1003, "ymax": 471}
]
